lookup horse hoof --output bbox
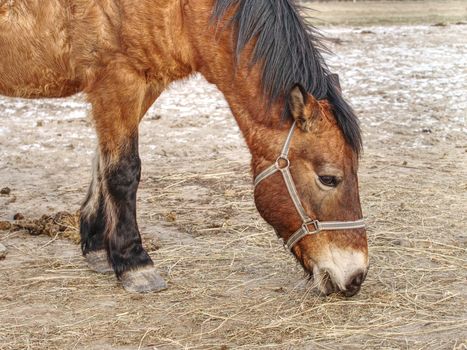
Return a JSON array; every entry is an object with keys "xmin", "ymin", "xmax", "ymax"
[
  {"xmin": 85, "ymin": 250, "xmax": 113, "ymax": 274},
  {"xmin": 121, "ymin": 266, "xmax": 167, "ymax": 293}
]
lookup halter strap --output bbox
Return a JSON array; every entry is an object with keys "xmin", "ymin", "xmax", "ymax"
[{"xmin": 254, "ymin": 121, "xmax": 365, "ymax": 251}]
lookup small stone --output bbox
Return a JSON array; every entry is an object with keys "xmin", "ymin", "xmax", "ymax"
[
  {"xmin": 13, "ymin": 213, "xmax": 25, "ymax": 220},
  {"xmin": 0, "ymin": 243, "xmax": 7, "ymax": 260},
  {"xmin": 0, "ymin": 221, "xmax": 12, "ymax": 231},
  {"xmin": 0, "ymin": 187, "xmax": 11, "ymax": 195},
  {"xmin": 165, "ymin": 211, "xmax": 177, "ymax": 222}
]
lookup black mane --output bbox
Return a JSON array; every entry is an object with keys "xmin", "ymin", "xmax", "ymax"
[{"xmin": 212, "ymin": 0, "xmax": 362, "ymax": 154}]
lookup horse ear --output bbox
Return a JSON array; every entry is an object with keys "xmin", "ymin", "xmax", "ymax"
[
  {"xmin": 289, "ymin": 84, "xmax": 319, "ymax": 132},
  {"xmin": 290, "ymin": 84, "xmax": 306, "ymax": 123}
]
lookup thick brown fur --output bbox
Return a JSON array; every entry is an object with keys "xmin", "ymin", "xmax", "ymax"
[{"xmin": 0, "ymin": 0, "xmax": 367, "ymax": 294}]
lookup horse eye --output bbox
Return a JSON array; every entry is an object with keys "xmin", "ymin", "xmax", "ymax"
[{"xmin": 318, "ymin": 175, "xmax": 339, "ymax": 187}]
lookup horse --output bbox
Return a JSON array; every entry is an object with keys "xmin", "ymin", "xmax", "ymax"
[{"xmin": 0, "ymin": 0, "xmax": 368, "ymax": 296}]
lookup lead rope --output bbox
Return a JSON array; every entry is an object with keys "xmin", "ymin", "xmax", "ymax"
[{"xmin": 254, "ymin": 121, "xmax": 365, "ymax": 251}]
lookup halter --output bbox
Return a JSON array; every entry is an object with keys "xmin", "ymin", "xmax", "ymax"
[{"xmin": 254, "ymin": 121, "xmax": 365, "ymax": 251}]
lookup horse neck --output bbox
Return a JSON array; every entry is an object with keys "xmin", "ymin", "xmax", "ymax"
[
  {"xmin": 209, "ymin": 71, "xmax": 291, "ymax": 169},
  {"xmin": 180, "ymin": 2, "xmax": 291, "ymax": 160},
  {"xmin": 194, "ymin": 43, "xmax": 289, "ymax": 159}
]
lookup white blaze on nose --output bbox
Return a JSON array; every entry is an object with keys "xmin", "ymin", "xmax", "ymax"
[{"xmin": 314, "ymin": 245, "xmax": 368, "ymax": 293}]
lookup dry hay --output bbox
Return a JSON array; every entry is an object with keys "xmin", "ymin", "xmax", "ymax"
[{"xmin": 0, "ymin": 153, "xmax": 465, "ymax": 350}]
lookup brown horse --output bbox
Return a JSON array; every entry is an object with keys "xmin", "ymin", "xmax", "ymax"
[{"xmin": 0, "ymin": 0, "xmax": 368, "ymax": 296}]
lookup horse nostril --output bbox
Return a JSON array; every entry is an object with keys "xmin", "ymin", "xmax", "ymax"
[
  {"xmin": 343, "ymin": 272, "xmax": 366, "ymax": 297},
  {"xmin": 351, "ymin": 272, "xmax": 364, "ymax": 288}
]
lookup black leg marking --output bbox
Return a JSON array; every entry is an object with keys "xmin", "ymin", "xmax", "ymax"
[
  {"xmin": 80, "ymin": 154, "xmax": 113, "ymax": 273},
  {"xmin": 80, "ymin": 193, "xmax": 106, "ymax": 254},
  {"xmin": 102, "ymin": 136, "xmax": 151, "ymax": 275},
  {"xmin": 102, "ymin": 135, "xmax": 167, "ymax": 292},
  {"xmin": 80, "ymin": 152, "xmax": 105, "ymax": 254}
]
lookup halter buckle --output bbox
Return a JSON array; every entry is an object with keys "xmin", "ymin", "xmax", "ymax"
[{"xmin": 303, "ymin": 219, "xmax": 321, "ymax": 234}]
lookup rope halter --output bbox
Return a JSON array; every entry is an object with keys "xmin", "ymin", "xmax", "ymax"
[{"xmin": 254, "ymin": 121, "xmax": 365, "ymax": 251}]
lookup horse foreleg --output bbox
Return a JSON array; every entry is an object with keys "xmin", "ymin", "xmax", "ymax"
[
  {"xmin": 84, "ymin": 70, "xmax": 164, "ymax": 292},
  {"xmin": 80, "ymin": 86, "xmax": 160, "ymax": 275}
]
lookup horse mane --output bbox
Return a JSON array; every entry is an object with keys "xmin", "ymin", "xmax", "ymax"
[{"xmin": 212, "ymin": 0, "xmax": 362, "ymax": 154}]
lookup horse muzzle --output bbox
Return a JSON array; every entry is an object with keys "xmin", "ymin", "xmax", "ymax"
[{"xmin": 310, "ymin": 247, "xmax": 369, "ymax": 297}]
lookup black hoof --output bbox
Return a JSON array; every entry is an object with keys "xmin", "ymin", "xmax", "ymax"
[
  {"xmin": 85, "ymin": 250, "xmax": 113, "ymax": 274},
  {"xmin": 121, "ymin": 266, "xmax": 167, "ymax": 293}
]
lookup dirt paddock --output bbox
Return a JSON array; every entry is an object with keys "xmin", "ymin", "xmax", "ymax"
[{"xmin": 0, "ymin": 2, "xmax": 466, "ymax": 349}]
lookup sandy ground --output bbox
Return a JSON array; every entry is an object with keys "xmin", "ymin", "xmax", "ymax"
[{"xmin": 0, "ymin": 7, "xmax": 466, "ymax": 350}]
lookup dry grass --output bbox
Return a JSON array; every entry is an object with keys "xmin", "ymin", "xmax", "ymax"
[{"xmin": 1, "ymin": 152, "xmax": 465, "ymax": 349}]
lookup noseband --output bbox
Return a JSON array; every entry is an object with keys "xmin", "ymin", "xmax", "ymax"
[{"xmin": 254, "ymin": 121, "xmax": 365, "ymax": 251}]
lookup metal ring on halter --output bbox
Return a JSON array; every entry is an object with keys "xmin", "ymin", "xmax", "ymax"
[
  {"xmin": 253, "ymin": 121, "xmax": 366, "ymax": 252},
  {"xmin": 275, "ymin": 156, "xmax": 290, "ymax": 171}
]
